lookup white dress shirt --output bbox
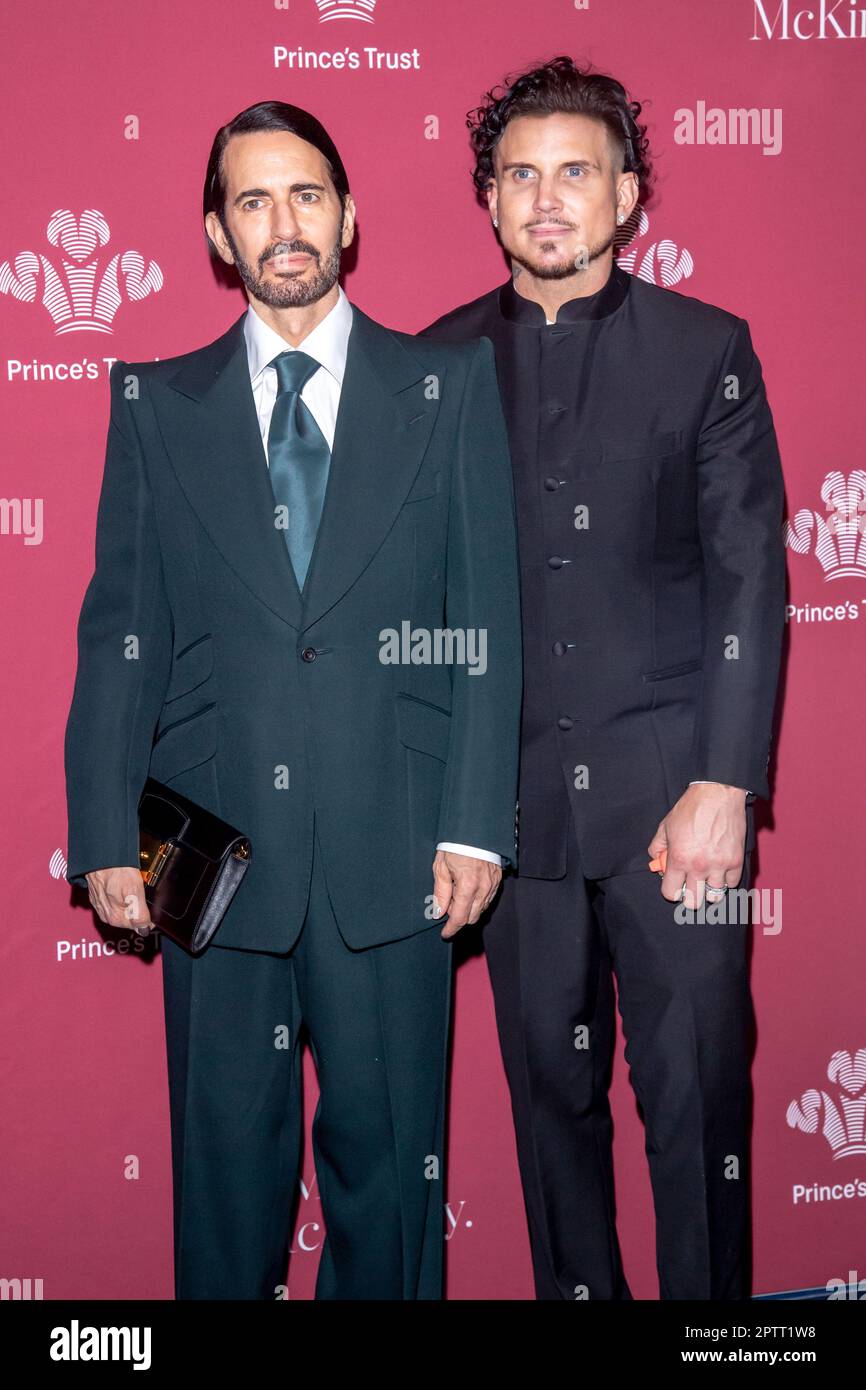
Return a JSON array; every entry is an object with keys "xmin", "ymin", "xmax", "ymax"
[{"xmin": 243, "ymin": 292, "xmax": 502, "ymax": 868}]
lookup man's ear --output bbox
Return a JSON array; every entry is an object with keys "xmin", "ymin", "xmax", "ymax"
[
  {"xmin": 205, "ymin": 211, "xmax": 235, "ymax": 265},
  {"xmin": 615, "ymin": 171, "xmax": 639, "ymax": 226},
  {"xmin": 341, "ymin": 194, "xmax": 357, "ymax": 248},
  {"xmin": 486, "ymin": 180, "xmax": 498, "ymax": 227}
]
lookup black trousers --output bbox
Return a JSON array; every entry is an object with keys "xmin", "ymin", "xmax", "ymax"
[
  {"xmin": 484, "ymin": 823, "xmax": 755, "ymax": 1300},
  {"xmin": 160, "ymin": 821, "xmax": 453, "ymax": 1299}
]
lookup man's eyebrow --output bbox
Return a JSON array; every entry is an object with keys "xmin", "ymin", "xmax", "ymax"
[
  {"xmin": 233, "ymin": 182, "xmax": 328, "ymax": 205},
  {"xmin": 500, "ymin": 159, "xmax": 601, "ymax": 173}
]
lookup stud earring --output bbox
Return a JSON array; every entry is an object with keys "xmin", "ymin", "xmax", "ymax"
[
  {"xmin": 617, "ymin": 213, "xmax": 625, "ymax": 225},
  {"xmin": 493, "ymin": 216, "xmax": 499, "ymax": 228}
]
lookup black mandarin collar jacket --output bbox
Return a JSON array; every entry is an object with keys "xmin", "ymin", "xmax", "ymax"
[{"xmin": 420, "ymin": 258, "xmax": 785, "ymax": 880}]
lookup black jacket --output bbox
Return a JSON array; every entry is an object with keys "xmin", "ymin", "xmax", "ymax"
[{"xmin": 421, "ymin": 261, "xmax": 785, "ymax": 879}]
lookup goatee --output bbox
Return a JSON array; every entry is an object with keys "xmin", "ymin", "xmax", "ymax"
[
  {"xmin": 509, "ymin": 228, "xmax": 616, "ymax": 282},
  {"xmin": 222, "ymin": 218, "xmax": 343, "ymax": 307}
]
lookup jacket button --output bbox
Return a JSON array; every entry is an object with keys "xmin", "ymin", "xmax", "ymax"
[
  {"xmin": 544, "ymin": 477, "xmax": 561, "ymax": 491},
  {"xmin": 552, "ymin": 641, "xmax": 568, "ymax": 656},
  {"xmin": 557, "ymin": 716, "xmax": 574, "ymax": 731},
  {"xmin": 547, "ymin": 556, "xmax": 564, "ymax": 569},
  {"xmin": 301, "ymin": 647, "xmax": 318, "ymax": 662}
]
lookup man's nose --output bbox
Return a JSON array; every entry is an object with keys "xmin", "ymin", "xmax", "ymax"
[
  {"xmin": 533, "ymin": 180, "xmax": 563, "ymax": 212},
  {"xmin": 270, "ymin": 203, "xmax": 302, "ymax": 242}
]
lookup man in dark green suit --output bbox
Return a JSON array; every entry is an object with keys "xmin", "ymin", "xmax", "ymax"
[{"xmin": 64, "ymin": 102, "xmax": 522, "ymax": 1300}]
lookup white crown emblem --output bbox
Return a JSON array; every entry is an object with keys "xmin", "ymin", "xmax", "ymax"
[
  {"xmin": 315, "ymin": 0, "xmax": 376, "ymax": 21},
  {"xmin": 784, "ymin": 472, "xmax": 866, "ymax": 580},
  {"xmin": 787, "ymin": 1049, "xmax": 866, "ymax": 1158},
  {"xmin": 0, "ymin": 209, "xmax": 163, "ymax": 335},
  {"xmin": 615, "ymin": 207, "xmax": 694, "ymax": 288},
  {"xmin": 49, "ymin": 848, "xmax": 68, "ymax": 880}
]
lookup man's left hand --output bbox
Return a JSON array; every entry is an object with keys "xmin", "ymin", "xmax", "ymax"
[
  {"xmin": 431, "ymin": 851, "xmax": 502, "ymax": 938},
  {"xmin": 648, "ymin": 783, "xmax": 748, "ymax": 909}
]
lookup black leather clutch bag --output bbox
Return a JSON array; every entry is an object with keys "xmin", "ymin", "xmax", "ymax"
[{"xmin": 138, "ymin": 778, "xmax": 252, "ymax": 954}]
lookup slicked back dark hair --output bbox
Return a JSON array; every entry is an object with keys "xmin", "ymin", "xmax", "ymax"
[
  {"xmin": 202, "ymin": 100, "xmax": 350, "ymax": 259},
  {"xmin": 467, "ymin": 56, "xmax": 652, "ymax": 199}
]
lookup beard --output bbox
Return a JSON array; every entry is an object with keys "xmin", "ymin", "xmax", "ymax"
[
  {"xmin": 506, "ymin": 225, "xmax": 616, "ymax": 281},
  {"xmin": 221, "ymin": 215, "xmax": 343, "ymax": 307}
]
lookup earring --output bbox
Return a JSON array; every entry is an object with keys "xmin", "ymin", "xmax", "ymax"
[
  {"xmin": 493, "ymin": 216, "xmax": 499, "ymax": 228},
  {"xmin": 616, "ymin": 213, "xmax": 625, "ymax": 225}
]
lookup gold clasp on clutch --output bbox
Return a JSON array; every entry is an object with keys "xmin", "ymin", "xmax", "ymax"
[
  {"xmin": 233, "ymin": 839, "xmax": 251, "ymax": 861},
  {"xmin": 140, "ymin": 832, "xmax": 173, "ymax": 886}
]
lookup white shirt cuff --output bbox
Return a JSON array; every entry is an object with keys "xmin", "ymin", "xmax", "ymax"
[{"xmin": 436, "ymin": 842, "xmax": 502, "ymax": 867}]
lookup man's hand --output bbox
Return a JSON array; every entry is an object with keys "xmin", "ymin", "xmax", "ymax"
[
  {"xmin": 431, "ymin": 850, "xmax": 502, "ymax": 939},
  {"xmin": 648, "ymin": 783, "xmax": 747, "ymax": 909},
  {"xmin": 85, "ymin": 867, "xmax": 154, "ymax": 936}
]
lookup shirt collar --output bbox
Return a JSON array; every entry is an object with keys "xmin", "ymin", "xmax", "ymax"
[
  {"xmin": 244, "ymin": 283, "xmax": 353, "ymax": 386},
  {"xmin": 498, "ymin": 258, "xmax": 631, "ymax": 326}
]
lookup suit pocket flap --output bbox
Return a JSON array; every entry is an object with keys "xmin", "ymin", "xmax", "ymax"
[
  {"xmin": 641, "ymin": 657, "xmax": 702, "ymax": 682},
  {"xmin": 396, "ymin": 693, "xmax": 451, "ymax": 761},
  {"xmin": 403, "ymin": 469, "xmax": 442, "ymax": 504},
  {"xmin": 165, "ymin": 633, "xmax": 214, "ymax": 702},
  {"xmin": 150, "ymin": 701, "xmax": 218, "ymax": 782}
]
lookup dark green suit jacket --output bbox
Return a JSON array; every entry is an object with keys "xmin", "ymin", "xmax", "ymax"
[{"xmin": 64, "ymin": 302, "xmax": 522, "ymax": 950}]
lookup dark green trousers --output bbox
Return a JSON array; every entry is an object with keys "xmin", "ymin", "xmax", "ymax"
[{"xmin": 161, "ymin": 819, "xmax": 453, "ymax": 1299}]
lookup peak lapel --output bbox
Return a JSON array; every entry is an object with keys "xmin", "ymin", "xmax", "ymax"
[
  {"xmin": 156, "ymin": 313, "xmax": 303, "ymax": 630},
  {"xmin": 298, "ymin": 305, "xmax": 442, "ymax": 632},
  {"xmin": 152, "ymin": 304, "xmax": 440, "ymax": 636}
]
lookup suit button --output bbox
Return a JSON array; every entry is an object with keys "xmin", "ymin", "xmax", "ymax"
[
  {"xmin": 544, "ymin": 477, "xmax": 561, "ymax": 491},
  {"xmin": 552, "ymin": 641, "xmax": 568, "ymax": 656},
  {"xmin": 548, "ymin": 556, "xmax": 564, "ymax": 569},
  {"xmin": 558, "ymin": 716, "xmax": 574, "ymax": 731},
  {"xmin": 301, "ymin": 647, "xmax": 317, "ymax": 662}
]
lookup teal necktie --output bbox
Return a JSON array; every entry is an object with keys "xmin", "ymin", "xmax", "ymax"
[{"xmin": 267, "ymin": 350, "xmax": 331, "ymax": 591}]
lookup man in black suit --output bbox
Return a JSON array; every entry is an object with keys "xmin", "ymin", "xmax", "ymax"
[
  {"xmin": 421, "ymin": 57, "xmax": 786, "ymax": 1299},
  {"xmin": 64, "ymin": 102, "xmax": 522, "ymax": 1299}
]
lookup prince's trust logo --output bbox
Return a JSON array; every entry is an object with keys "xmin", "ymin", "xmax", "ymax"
[
  {"xmin": 784, "ymin": 472, "xmax": 866, "ymax": 580},
  {"xmin": 0, "ymin": 210, "xmax": 163, "ymax": 335},
  {"xmin": 787, "ymin": 1050, "xmax": 866, "ymax": 1159},
  {"xmin": 315, "ymin": 0, "xmax": 376, "ymax": 19},
  {"xmin": 614, "ymin": 207, "xmax": 694, "ymax": 288}
]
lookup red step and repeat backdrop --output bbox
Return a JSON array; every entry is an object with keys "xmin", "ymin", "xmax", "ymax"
[{"xmin": 1, "ymin": 0, "xmax": 864, "ymax": 1300}]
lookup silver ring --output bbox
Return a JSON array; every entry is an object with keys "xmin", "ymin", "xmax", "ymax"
[{"xmin": 705, "ymin": 885, "xmax": 728, "ymax": 899}]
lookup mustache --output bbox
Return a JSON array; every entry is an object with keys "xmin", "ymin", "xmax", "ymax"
[{"xmin": 261, "ymin": 241, "xmax": 320, "ymax": 266}]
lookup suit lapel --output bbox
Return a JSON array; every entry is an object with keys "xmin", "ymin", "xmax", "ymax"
[
  {"xmin": 155, "ymin": 301, "xmax": 442, "ymax": 634},
  {"xmin": 155, "ymin": 312, "xmax": 304, "ymax": 628},
  {"xmin": 299, "ymin": 304, "xmax": 441, "ymax": 632}
]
